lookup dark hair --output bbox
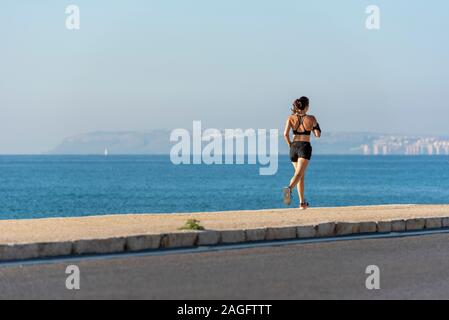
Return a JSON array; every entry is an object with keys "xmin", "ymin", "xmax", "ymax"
[
  {"xmin": 293, "ymin": 99, "xmax": 304, "ymax": 111},
  {"xmin": 291, "ymin": 97, "xmax": 309, "ymax": 114},
  {"xmin": 299, "ymin": 96, "xmax": 309, "ymax": 108}
]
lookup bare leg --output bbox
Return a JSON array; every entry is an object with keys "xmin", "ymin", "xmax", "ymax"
[
  {"xmin": 298, "ymin": 174, "xmax": 305, "ymax": 204},
  {"xmin": 291, "ymin": 162, "xmax": 299, "ymax": 198},
  {"xmin": 291, "ymin": 162, "xmax": 302, "ymax": 201},
  {"xmin": 289, "ymin": 158, "xmax": 309, "ymax": 194}
]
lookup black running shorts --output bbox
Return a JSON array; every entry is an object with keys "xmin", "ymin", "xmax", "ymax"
[{"xmin": 290, "ymin": 141, "xmax": 312, "ymax": 162}]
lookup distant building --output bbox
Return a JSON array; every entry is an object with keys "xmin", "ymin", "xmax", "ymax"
[
  {"xmin": 360, "ymin": 136, "xmax": 449, "ymax": 156},
  {"xmin": 362, "ymin": 144, "xmax": 370, "ymax": 155}
]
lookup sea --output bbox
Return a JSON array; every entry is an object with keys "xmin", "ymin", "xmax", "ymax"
[{"xmin": 1, "ymin": 155, "xmax": 449, "ymax": 220}]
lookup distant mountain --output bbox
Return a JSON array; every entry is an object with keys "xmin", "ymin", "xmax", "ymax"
[
  {"xmin": 47, "ymin": 131, "xmax": 449, "ymax": 155},
  {"xmin": 48, "ymin": 130, "xmax": 172, "ymax": 155}
]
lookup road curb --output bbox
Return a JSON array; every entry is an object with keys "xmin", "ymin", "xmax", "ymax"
[{"xmin": 1, "ymin": 216, "xmax": 449, "ymax": 262}]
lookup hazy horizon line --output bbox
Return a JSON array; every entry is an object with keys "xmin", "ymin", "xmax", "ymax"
[
  {"xmin": 1, "ymin": 153, "xmax": 448, "ymax": 157},
  {"xmin": 61, "ymin": 129, "xmax": 449, "ymax": 138}
]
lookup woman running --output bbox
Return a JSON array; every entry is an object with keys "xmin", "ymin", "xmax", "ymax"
[{"xmin": 283, "ymin": 97, "xmax": 321, "ymax": 209}]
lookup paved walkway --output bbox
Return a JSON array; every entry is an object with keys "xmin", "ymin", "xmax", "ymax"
[{"xmin": 1, "ymin": 205, "xmax": 449, "ymax": 244}]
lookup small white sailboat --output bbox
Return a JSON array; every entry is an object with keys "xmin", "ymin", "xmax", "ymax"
[{"xmin": 104, "ymin": 148, "xmax": 109, "ymax": 156}]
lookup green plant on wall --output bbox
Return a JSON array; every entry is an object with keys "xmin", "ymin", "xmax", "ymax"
[{"xmin": 179, "ymin": 219, "xmax": 205, "ymax": 231}]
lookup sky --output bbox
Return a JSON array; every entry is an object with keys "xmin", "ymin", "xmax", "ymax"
[{"xmin": 1, "ymin": 0, "xmax": 448, "ymax": 154}]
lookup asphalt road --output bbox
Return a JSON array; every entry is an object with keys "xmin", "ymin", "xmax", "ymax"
[{"xmin": 2, "ymin": 233, "xmax": 449, "ymax": 300}]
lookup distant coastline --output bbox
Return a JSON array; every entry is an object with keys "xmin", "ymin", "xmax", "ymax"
[{"xmin": 46, "ymin": 131, "xmax": 449, "ymax": 156}]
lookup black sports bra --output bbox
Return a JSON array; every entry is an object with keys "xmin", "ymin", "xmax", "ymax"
[{"xmin": 293, "ymin": 115, "xmax": 311, "ymax": 136}]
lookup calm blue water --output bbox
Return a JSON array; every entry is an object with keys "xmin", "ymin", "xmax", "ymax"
[{"xmin": 1, "ymin": 155, "xmax": 449, "ymax": 220}]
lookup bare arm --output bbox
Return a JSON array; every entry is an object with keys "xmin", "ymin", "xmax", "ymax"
[{"xmin": 283, "ymin": 118, "xmax": 292, "ymax": 147}]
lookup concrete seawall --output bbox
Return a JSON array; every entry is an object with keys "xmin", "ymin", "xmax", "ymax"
[{"xmin": 1, "ymin": 205, "xmax": 449, "ymax": 262}]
